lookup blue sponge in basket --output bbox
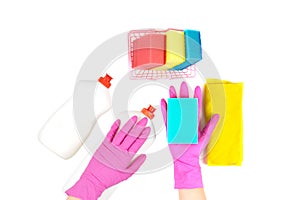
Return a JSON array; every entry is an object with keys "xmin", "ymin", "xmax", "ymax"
[{"xmin": 171, "ymin": 30, "xmax": 202, "ymax": 71}]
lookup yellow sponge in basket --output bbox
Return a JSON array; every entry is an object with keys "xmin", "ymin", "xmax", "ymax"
[{"xmin": 152, "ymin": 29, "xmax": 185, "ymax": 70}]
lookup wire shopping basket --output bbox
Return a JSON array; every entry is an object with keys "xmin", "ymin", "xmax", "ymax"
[{"xmin": 128, "ymin": 29, "xmax": 197, "ymax": 80}]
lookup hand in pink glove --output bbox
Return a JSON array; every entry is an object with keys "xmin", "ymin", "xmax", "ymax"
[
  {"xmin": 66, "ymin": 116, "xmax": 150, "ymax": 200},
  {"xmin": 161, "ymin": 82, "xmax": 219, "ymax": 189}
]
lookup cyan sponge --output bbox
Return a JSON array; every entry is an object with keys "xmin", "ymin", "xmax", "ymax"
[{"xmin": 167, "ymin": 98, "xmax": 198, "ymax": 144}]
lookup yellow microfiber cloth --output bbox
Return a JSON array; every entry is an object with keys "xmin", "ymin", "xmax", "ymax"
[{"xmin": 204, "ymin": 79, "xmax": 244, "ymax": 166}]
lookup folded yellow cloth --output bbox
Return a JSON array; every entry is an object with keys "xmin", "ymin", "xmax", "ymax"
[{"xmin": 204, "ymin": 79, "xmax": 244, "ymax": 166}]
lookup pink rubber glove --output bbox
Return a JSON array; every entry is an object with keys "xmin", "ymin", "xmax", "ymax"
[
  {"xmin": 161, "ymin": 82, "xmax": 219, "ymax": 189},
  {"xmin": 66, "ymin": 116, "xmax": 150, "ymax": 200}
]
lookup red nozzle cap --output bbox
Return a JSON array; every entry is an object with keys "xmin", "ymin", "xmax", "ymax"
[
  {"xmin": 98, "ymin": 74, "xmax": 113, "ymax": 88},
  {"xmin": 141, "ymin": 105, "xmax": 156, "ymax": 119}
]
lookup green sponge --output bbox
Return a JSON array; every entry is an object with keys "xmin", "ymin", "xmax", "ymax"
[{"xmin": 167, "ymin": 98, "xmax": 198, "ymax": 144}]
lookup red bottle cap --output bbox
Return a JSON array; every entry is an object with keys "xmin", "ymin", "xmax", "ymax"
[
  {"xmin": 141, "ymin": 105, "xmax": 156, "ymax": 119},
  {"xmin": 98, "ymin": 74, "xmax": 113, "ymax": 88}
]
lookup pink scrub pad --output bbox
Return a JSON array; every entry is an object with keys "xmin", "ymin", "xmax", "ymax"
[{"xmin": 131, "ymin": 34, "xmax": 166, "ymax": 70}]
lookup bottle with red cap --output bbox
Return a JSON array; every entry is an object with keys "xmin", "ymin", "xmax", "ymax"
[
  {"xmin": 141, "ymin": 105, "xmax": 156, "ymax": 120},
  {"xmin": 39, "ymin": 74, "xmax": 113, "ymax": 159}
]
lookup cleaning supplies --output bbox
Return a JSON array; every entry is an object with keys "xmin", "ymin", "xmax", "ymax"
[
  {"xmin": 152, "ymin": 29, "xmax": 185, "ymax": 70},
  {"xmin": 167, "ymin": 98, "xmax": 198, "ymax": 144},
  {"xmin": 171, "ymin": 30, "xmax": 202, "ymax": 71},
  {"xmin": 131, "ymin": 33, "xmax": 166, "ymax": 70},
  {"xmin": 204, "ymin": 79, "xmax": 244, "ymax": 166},
  {"xmin": 39, "ymin": 74, "xmax": 113, "ymax": 159},
  {"xmin": 114, "ymin": 105, "xmax": 156, "ymax": 154},
  {"xmin": 65, "ymin": 116, "xmax": 150, "ymax": 200}
]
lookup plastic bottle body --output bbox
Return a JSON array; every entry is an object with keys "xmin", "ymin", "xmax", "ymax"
[{"xmin": 39, "ymin": 81, "xmax": 111, "ymax": 159}]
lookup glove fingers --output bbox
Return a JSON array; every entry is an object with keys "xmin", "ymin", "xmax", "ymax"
[
  {"xmin": 119, "ymin": 118, "xmax": 148, "ymax": 150},
  {"xmin": 112, "ymin": 116, "xmax": 137, "ymax": 146},
  {"xmin": 160, "ymin": 98, "xmax": 167, "ymax": 127},
  {"xmin": 199, "ymin": 114, "xmax": 220, "ymax": 149},
  {"xmin": 128, "ymin": 127, "xmax": 151, "ymax": 153},
  {"xmin": 194, "ymin": 86, "xmax": 202, "ymax": 125},
  {"xmin": 180, "ymin": 81, "xmax": 189, "ymax": 98},
  {"xmin": 105, "ymin": 119, "xmax": 121, "ymax": 142},
  {"xmin": 169, "ymin": 85, "xmax": 177, "ymax": 98}
]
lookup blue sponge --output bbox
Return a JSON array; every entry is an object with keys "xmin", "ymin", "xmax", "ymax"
[
  {"xmin": 167, "ymin": 98, "xmax": 198, "ymax": 144},
  {"xmin": 171, "ymin": 30, "xmax": 202, "ymax": 71}
]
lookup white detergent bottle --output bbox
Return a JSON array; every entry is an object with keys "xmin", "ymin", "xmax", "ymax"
[{"xmin": 39, "ymin": 74, "xmax": 113, "ymax": 159}]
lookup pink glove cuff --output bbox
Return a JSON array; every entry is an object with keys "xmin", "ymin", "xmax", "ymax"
[
  {"xmin": 65, "ymin": 174, "xmax": 106, "ymax": 200},
  {"xmin": 174, "ymin": 160, "xmax": 203, "ymax": 189}
]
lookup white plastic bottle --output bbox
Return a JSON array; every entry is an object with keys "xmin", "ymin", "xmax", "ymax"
[{"xmin": 39, "ymin": 74, "xmax": 113, "ymax": 159}]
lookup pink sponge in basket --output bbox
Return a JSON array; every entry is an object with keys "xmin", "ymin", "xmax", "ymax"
[{"xmin": 131, "ymin": 34, "xmax": 166, "ymax": 70}]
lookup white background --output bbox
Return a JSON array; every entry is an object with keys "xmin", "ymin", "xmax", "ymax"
[{"xmin": 1, "ymin": 0, "xmax": 300, "ymax": 199}]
